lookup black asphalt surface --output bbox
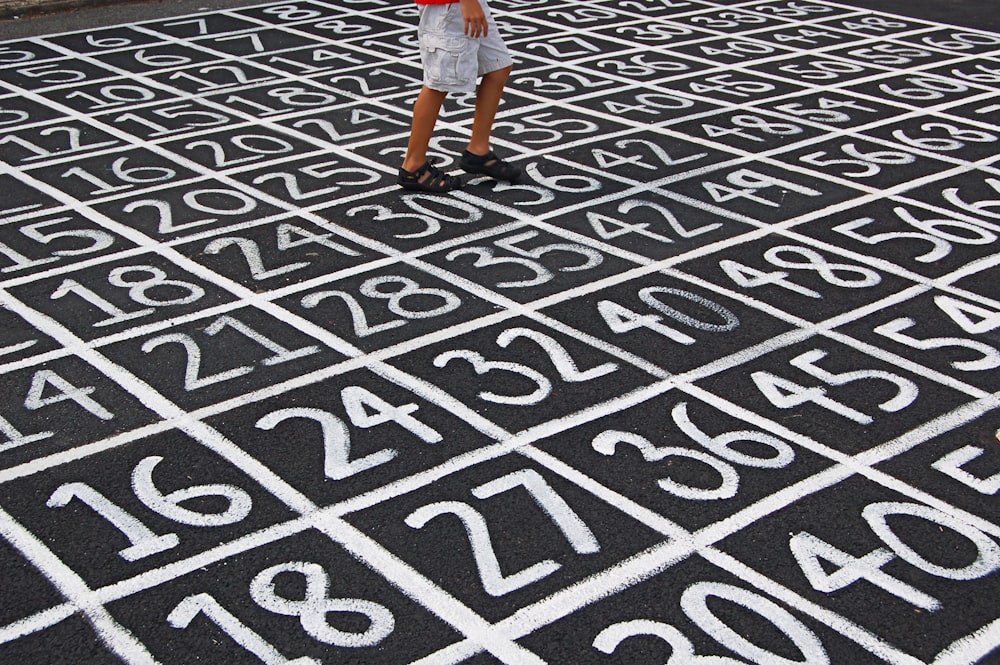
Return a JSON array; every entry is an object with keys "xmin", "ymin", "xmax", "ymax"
[{"xmin": 1, "ymin": 0, "xmax": 999, "ymax": 663}]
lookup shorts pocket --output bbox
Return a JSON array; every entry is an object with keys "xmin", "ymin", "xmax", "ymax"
[{"xmin": 423, "ymin": 33, "xmax": 473, "ymax": 86}]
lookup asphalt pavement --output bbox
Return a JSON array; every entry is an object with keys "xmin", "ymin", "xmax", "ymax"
[{"xmin": 1, "ymin": 0, "xmax": 999, "ymax": 663}]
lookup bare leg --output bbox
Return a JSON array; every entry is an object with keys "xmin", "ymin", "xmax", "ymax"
[
  {"xmin": 466, "ymin": 65, "xmax": 512, "ymax": 157},
  {"xmin": 402, "ymin": 85, "xmax": 448, "ymax": 175}
]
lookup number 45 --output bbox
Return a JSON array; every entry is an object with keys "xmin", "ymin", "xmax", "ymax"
[{"xmin": 751, "ymin": 349, "xmax": 918, "ymax": 424}]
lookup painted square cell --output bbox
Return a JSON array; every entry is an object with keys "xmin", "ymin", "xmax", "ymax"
[
  {"xmin": 314, "ymin": 187, "xmax": 514, "ymax": 253},
  {"xmin": 544, "ymin": 129, "xmax": 737, "ymax": 186},
  {"xmin": 176, "ymin": 217, "xmax": 379, "ymax": 292},
  {"xmin": 872, "ymin": 411, "xmax": 1000, "ymax": 525},
  {"xmin": 813, "ymin": 12, "xmax": 937, "ymax": 38},
  {"xmin": 316, "ymin": 61, "xmax": 425, "ymax": 101},
  {"xmin": 334, "ymin": 28, "xmax": 419, "ymax": 68},
  {"xmin": 567, "ymin": 85, "xmax": 724, "ymax": 127},
  {"xmin": 189, "ymin": 27, "xmax": 329, "ymax": 58},
  {"xmin": 514, "ymin": 550, "xmax": 887, "ymax": 664},
  {"xmin": 746, "ymin": 54, "xmax": 884, "ymax": 89},
  {"xmin": 144, "ymin": 60, "xmax": 282, "ymax": 95},
  {"xmin": 918, "ymin": 59, "xmax": 1000, "ymax": 97},
  {"xmin": 90, "ymin": 179, "xmax": 288, "ymax": 241},
  {"xmin": 105, "ymin": 529, "xmax": 467, "ymax": 664},
  {"xmin": 0, "ymin": 354, "xmax": 162, "ymax": 469},
  {"xmin": 749, "ymin": 24, "xmax": 863, "ymax": 50},
  {"xmin": 788, "ymin": 198, "xmax": 1000, "ymax": 280},
  {"xmin": 843, "ymin": 72, "xmax": 986, "ymax": 110},
  {"xmin": 0, "ymin": 213, "xmax": 134, "ymax": 277},
  {"xmin": 25, "ymin": 147, "xmax": 202, "ymax": 203},
  {"xmin": 753, "ymin": 90, "xmax": 909, "ymax": 130},
  {"xmin": 229, "ymin": 153, "xmax": 394, "ymax": 207},
  {"xmin": 157, "ymin": 125, "xmax": 328, "ymax": 173},
  {"xmin": 530, "ymin": 389, "xmax": 837, "ymax": 532},
  {"xmin": 275, "ymin": 101, "xmax": 412, "ymax": 150},
  {"xmin": 860, "ymin": 114, "xmax": 1000, "ymax": 165},
  {"xmin": 824, "ymin": 40, "xmax": 962, "ymax": 70},
  {"xmin": 894, "ymin": 27, "xmax": 1000, "ymax": 57},
  {"xmin": 511, "ymin": 33, "xmax": 639, "ymax": 70},
  {"xmin": 231, "ymin": 2, "xmax": 341, "ymax": 27},
  {"xmin": 662, "ymin": 162, "xmax": 864, "ymax": 224},
  {"xmin": 6, "ymin": 254, "xmax": 237, "ymax": 341},
  {"xmin": 570, "ymin": 48, "xmax": 717, "ymax": 86},
  {"xmin": 515, "ymin": 4, "xmax": 638, "ymax": 34},
  {"xmin": 45, "ymin": 26, "xmax": 167, "ymax": 55},
  {"xmin": 138, "ymin": 12, "xmax": 265, "ymax": 39},
  {"xmin": 37, "ymin": 77, "xmax": 181, "ymax": 116},
  {"xmin": 837, "ymin": 289, "xmax": 1000, "ymax": 394},
  {"xmin": 250, "ymin": 43, "xmax": 395, "ymax": 78},
  {"xmin": 98, "ymin": 307, "xmax": 345, "ymax": 411},
  {"xmin": 714, "ymin": 475, "xmax": 1000, "ymax": 664},
  {"xmin": 669, "ymin": 7, "xmax": 794, "ymax": 34},
  {"xmin": 656, "ymin": 70, "xmax": 805, "ymax": 107},
  {"xmin": 2, "ymin": 58, "xmax": 119, "ymax": 93},
  {"xmin": 282, "ymin": 261, "xmax": 500, "ymax": 354},
  {"xmin": 387, "ymin": 317, "xmax": 659, "ymax": 432},
  {"xmin": 341, "ymin": 454, "xmax": 667, "ymax": 622},
  {"xmin": 773, "ymin": 135, "xmax": 956, "ymax": 193},
  {"xmin": 590, "ymin": 22, "xmax": 718, "ymax": 55},
  {"xmin": 0, "ymin": 119, "xmax": 125, "ymax": 168},
  {"xmin": 91, "ymin": 44, "xmax": 223, "ymax": 76},
  {"xmin": 695, "ymin": 338, "xmax": 980, "ymax": 454},
  {"xmin": 505, "ymin": 66, "xmax": 623, "ymax": 103},
  {"xmin": 540, "ymin": 269, "xmax": 795, "ymax": 376},
  {"xmin": 0, "ymin": 428, "xmax": 299, "ymax": 589},
  {"xmin": 458, "ymin": 157, "xmax": 636, "ymax": 216},
  {"xmin": 91, "ymin": 100, "xmax": 239, "ymax": 141},
  {"xmin": 420, "ymin": 227, "xmax": 632, "ymax": 304},
  {"xmin": 668, "ymin": 107, "xmax": 829, "ymax": 152},
  {"xmin": 749, "ymin": 0, "xmax": 860, "ymax": 22},
  {"xmin": 542, "ymin": 189, "xmax": 742, "ymax": 261},
  {"xmin": 204, "ymin": 367, "xmax": 497, "ymax": 507},
  {"xmin": 487, "ymin": 106, "xmax": 629, "ymax": 159},
  {"xmin": 668, "ymin": 34, "xmax": 794, "ymax": 64},
  {"xmin": 896, "ymin": 169, "xmax": 1000, "ymax": 226}
]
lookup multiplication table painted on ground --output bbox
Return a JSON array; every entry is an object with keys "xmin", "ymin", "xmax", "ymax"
[{"xmin": 1, "ymin": 0, "xmax": 999, "ymax": 662}]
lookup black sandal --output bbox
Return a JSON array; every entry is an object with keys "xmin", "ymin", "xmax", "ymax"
[
  {"xmin": 397, "ymin": 160, "xmax": 463, "ymax": 192},
  {"xmin": 459, "ymin": 150, "xmax": 524, "ymax": 184}
]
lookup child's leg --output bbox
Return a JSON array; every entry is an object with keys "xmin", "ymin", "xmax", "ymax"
[
  {"xmin": 399, "ymin": 85, "xmax": 463, "ymax": 191},
  {"xmin": 402, "ymin": 85, "xmax": 448, "ymax": 175},
  {"xmin": 466, "ymin": 64, "xmax": 512, "ymax": 156},
  {"xmin": 460, "ymin": 64, "xmax": 522, "ymax": 182}
]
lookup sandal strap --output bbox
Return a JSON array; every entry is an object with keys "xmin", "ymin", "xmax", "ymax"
[
  {"xmin": 462, "ymin": 150, "xmax": 497, "ymax": 166},
  {"xmin": 399, "ymin": 160, "xmax": 432, "ymax": 180},
  {"xmin": 398, "ymin": 160, "xmax": 462, "ymax": 192},
  {"xmin": 424, "ymin": 162, "xmax": 452, "ymax": 187},
  {"xmin": 427, "ymin": 163, "xmax": 463, "ymax": 190},
  {"xmin": 460, "ymin": 150, "xmax": 523, "ymax": 182}
]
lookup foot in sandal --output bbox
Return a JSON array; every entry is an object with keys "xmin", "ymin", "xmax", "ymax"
[
  {"xmin": 459, "ymin": 150, "xmax": 524, "ymax": 184},
  {"xmin": 397, "ymin": 160, "xmax": 463, "ymax": 192}
]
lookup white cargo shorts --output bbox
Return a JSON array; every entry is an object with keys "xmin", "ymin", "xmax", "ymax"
[{"xmin": 418, "ymin": 0, "xmax": 513, "ymax": 93}]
